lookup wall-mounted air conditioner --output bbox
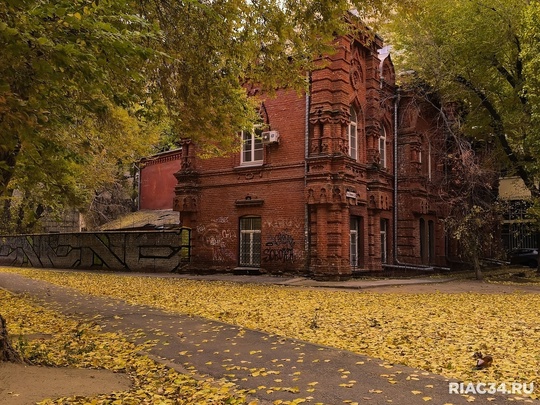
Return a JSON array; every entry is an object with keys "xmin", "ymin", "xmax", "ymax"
[{"xmin": 262, "ymin": 130, "xmax": 280, "ymax": 144}]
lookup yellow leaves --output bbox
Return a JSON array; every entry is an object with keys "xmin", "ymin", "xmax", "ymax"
[
  {"xmin": 0, "ymin": 289, "xmax": 248, "ymax": 405},
  {"xmin": 3, "ymin": 267, "xmax": 540, "ymax": 402},
  {"xmin": 274, "ymin": 400, "xmax": 306, "ymax": 405}
]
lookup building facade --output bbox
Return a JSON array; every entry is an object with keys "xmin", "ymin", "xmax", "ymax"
[
  {"xmin": 139, "ymin": 149, "xmax": 182, "ymax": 210},
  {"xmin": 171, "ymin": 32, "xmax": 450, "ymax": 279}
]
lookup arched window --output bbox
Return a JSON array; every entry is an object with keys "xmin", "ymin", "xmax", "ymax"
[
  {"xmin": 379, "ymin": 126, "xmax": 387, "ymax": 168},
  {"xmin": 348, "ymin": 107, "xmax": 358, "ymax": 160}
]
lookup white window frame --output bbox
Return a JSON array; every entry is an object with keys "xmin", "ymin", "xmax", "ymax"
[
  {"xmin": 380, "ymin": 219, "xmax": 388, "ymax": 264},
  {"xmin": 239, "ymin": 217, "xmax": 261, "ymax": 267},
  {"xmin": 379, "ymin": 126, "xmax": 386, "ymax": 168},
  {"xmin": 241, "ymin": 129, "xmax": 264, "ymax": 166},
  {"xmin": 348, "ymin": 107, "xmax": 358, "ymax": 160},
  {"xmin": 350, "ymin": 217, "xmax": 359, "ymax": 267}
]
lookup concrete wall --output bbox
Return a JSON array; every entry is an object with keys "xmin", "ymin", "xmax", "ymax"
[{"xmin": 0, "ymin": 230, "xmax": 190, "ymax": 273}]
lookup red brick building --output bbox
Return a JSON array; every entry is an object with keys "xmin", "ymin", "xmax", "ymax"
[
  {"xmin": 168, "ymin": 31, "xmax": 450, "ymax": 279},
  {"xmin": 139, "ymin": 149, "xmax": 182, "ymax": 210}
]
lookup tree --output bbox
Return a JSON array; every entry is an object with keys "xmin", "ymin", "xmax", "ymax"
[
  {"xmin": 140, "ymin": 0, "xmax": 393, "ymax": 156},
  {"xmin": 0, "ymin": 314, "xmax": 25, "ymax": 363},
  {"xmin": 2, "ymin": 0, "xmax": 398, "ymax": 232},
  {"xmin": 385, "ymin": 0, "xmax": 540, "ymax": 265},
  {"xmin": 0, "ymin": 0, "xmax": 165, "ymax": 232},
  {"xmin": 442, "ymin": 126, "xmax": 502, "ymax": 280}
]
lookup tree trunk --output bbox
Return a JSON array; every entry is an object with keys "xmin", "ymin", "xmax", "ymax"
[
  {"xmin": 472, "ymin": 256, "xmax": 483, "ymax": 280},
  {"xmin": 0, "ymin": 314, "xmax": 24, "ymax": 363}
]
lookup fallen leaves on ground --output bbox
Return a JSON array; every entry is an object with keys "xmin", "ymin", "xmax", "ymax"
[
  {"xmin": 0, "ymin": 288, "xmax": 249, "ymax": 405},
  {"xmin": 2, "ymin": 267, "xmax": 539, "ymax": 400}
]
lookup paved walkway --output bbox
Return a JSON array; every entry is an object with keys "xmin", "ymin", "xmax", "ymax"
[
  {"xmin": 118, "ymin": 271, "xmax": 457, "ymax": 290},
  {"xmin": 0, "ymin": 272, "xmax": 520, "ymax": 404}
]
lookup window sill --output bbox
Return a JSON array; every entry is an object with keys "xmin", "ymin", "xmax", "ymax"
[{"xmin": 235, "ymin": 162, "xmax": 264, "ymax": 170}]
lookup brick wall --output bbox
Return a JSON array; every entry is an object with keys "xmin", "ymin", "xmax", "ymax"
[
  {"xmin": 140, "ymin": 150, "xmax": 182, "ymax": 210},
  {"xmin": 168, "ymin": 29, "xmax": 451, "ymax": 278}
]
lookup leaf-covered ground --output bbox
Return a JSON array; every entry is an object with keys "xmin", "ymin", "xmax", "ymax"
[
  {"xmin": 0, "ymin": 286, "xmax": 250, "ymax": 404},
  {"xmin": 1, "ymin": 267, "xmax": 539, "ymax": 402}
]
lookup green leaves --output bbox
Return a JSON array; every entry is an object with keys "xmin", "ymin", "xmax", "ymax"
[
  {"xmin": 0, "ymin": 0, "xmax": 163, "ymax": 232},
  {"xmin": 385, "ymin": 0, "xmax": 540, "ymax": 193},
  {"xmin": 0, "ymin": 0, "xmax": 401, "ymax": 230}
]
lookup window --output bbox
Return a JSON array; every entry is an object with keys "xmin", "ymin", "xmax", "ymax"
[
  {"xmin": 427, "ymin": 141, "xmax": 432, "ymax": 180},
  {"xmin": 239, "ymin": 217, "xmax": 261, "ymax": 267},
  {"xmin": 428, "ymin": 220, "xmax": 435, "ymax": 263},
  {"xmin": 350, "ymin": 217, "xmax": 359, "ymax": 267},
  {"xmin": 379, "ymin": 126, "xmax": 386, "ymax": 168},
  {"xmin": 241, "ymin": 130, "xmax": 263, "ymax": 165},
  {"xmin": 380, "ymin": 219, "xmax": 388, "ymax": 264},
  {"xmin": 420, "ymin": 218, "xmax": 435, "ymax": 264},
  {"xmin": 348, "ymin": 107, "xmax": 358, "ymax": 160},
  {"xmin": 420, "ymin": 218, "xmax": 426, "ymax": 264}
]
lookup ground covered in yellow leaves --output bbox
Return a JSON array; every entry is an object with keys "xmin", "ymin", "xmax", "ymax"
[
  {"xmin": 1, "ymin": 267, "xmax": 539, "ymax": 403},
  {"xmin": 0, "ymin": 285, "xmax": 250, "ymax": 404}
]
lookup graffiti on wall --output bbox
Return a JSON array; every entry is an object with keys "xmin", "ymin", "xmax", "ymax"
[
  {"xmin": 197, "ymin": 218, "xmax": 235, "ymax": 263},
  {"xmin": 195, "ymin": 217, "xmax": 305, "ymax": 266},
  {"xmin": 263, "ymin": 232, "xmax": 295, "ymax": 263},
  {"xmin": 264, "ymin": 218, "xmax": 302, "ymax": 230},
  {"xmin": 0, "ymin": 230, "xmax": 191, "ymax": 272}
]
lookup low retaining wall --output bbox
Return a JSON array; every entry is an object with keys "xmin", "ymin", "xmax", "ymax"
[{"xmin": 0, "ymin": 229, "xmax": 191, "ymax": 272}]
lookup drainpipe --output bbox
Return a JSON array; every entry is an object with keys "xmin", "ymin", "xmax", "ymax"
[
  {"xmin": 304, "ymin": 73, "xmax": 311, "ymax": 274},
  {"xmin": 134, "ymin": 162, "xmax": 141, "ymax": 211},
  {"xmin": 392, "ymin": 87, "xmax": 401, "ymax": 264}
]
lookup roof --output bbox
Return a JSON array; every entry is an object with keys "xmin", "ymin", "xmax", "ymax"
[
  {"xmin": 499, "ymin": 176, "xmax": 532, "ymax": 200},
  {"xmin": 99, "ymin": 209, "xmax": 180, "ymax": 231}
]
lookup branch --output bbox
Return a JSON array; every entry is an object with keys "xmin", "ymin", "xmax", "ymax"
[{"xmin": 455, "ymin": 74, "xmax": 537, "ymax": 196}]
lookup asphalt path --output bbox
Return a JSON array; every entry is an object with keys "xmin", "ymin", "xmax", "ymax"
[{"xmin": 0, "ymin": 272, "xmax": 526, "ymax": 404}]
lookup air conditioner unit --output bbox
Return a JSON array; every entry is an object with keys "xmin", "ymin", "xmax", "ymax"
[{"xmin": 262, "ymin": 130, "xmax": 280, "ymax": 144}]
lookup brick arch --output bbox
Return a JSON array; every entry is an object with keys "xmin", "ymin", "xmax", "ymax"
[
  {"xmin": 381, "ymin": 57, "xmax": 396, "ymax": 87},
  {"xmin": 380, "ymin": 115, "xmax": 392, "ymax": 135},
  {"xmin": 350, "ymin": 46, "xmax": 365, "ymax": 91}
]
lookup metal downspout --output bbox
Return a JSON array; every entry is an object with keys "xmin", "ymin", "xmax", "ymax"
[{"xmin": 393, "ymin": 88, "xmax": 401, "ymax": 264}]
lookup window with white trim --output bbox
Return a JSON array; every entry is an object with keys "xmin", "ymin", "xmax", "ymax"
[
  {"xmin": 380, "ymin": 219, "xmax": 388, "ymax": 264},
  {"xmin": 349, "ymin": 216, "xmax": 360, "ymax": 267},
  {"xmin": 239, "ymin": 217, "xmax": 261, "ymax": 267},
  {"xmin": 241, "ymin": 129, "xmax": 263, "ymax": 165},
  {"xmin": 348, "ymin": 107, "xmax": 358, "ymax": 160},
  {"xmin": 379, "ymin": 126, "xmax": 386, "ymax": 168}
]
